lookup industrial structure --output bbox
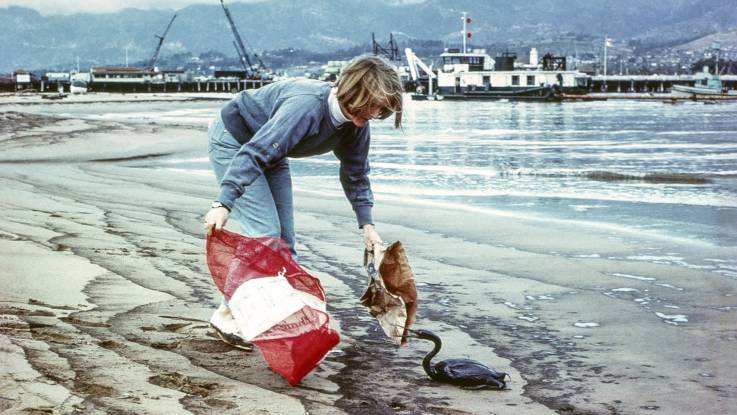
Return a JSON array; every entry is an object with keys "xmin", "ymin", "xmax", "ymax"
[
  {"xmin": 220, "ymin": 0, "xmax": 269, "ymax": 79},
  {"xmin": 149, "ymin": 14, "xmax": 177, "ymax": 70}
]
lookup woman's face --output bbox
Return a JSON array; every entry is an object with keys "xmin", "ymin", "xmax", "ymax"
[{"xmin": 346, "ymin": 105, "xmax": 390, "ymax": 128}]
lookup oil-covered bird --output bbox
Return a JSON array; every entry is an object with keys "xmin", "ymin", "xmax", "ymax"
[{"xmin": 410, "ymin": 329, "xmax": 509, "ymax": 389}]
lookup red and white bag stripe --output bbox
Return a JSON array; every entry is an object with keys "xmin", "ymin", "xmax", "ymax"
[{"xmin": 207, "ymin": 229, "xmax": 339, "ymax": 385}]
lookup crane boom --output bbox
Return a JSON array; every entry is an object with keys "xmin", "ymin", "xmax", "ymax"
[
  {"xmin": 149, "ymin": 13, "xmax": 177, "ymax": 70},
  {"xmin": 404, "ymin": 48, "xmax": 435, "ymax": 80},
  {"xmin": 220, "ymin": 0, "xmax": 254, "ymax": 74}
]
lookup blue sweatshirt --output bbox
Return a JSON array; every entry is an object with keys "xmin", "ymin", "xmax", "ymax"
[{"xmin": 219, "ymin": 79, "xmax": 373, "ymax": 226}]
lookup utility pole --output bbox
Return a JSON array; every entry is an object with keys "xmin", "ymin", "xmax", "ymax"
[
  {"xmin": 712, "ymin": 41, "xmax": 721, "ymax": 75},
  {"xmin": 603, "ymin": 36, "xmax": 612, "ymax": 91}
]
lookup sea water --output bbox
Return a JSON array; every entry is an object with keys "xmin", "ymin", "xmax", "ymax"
[
  {"xmin": 301, "ymin": 99, "xmax": 737, "ymax": 249},
  {"xmin": 37, "ymin": 96, "xmax": 737, "ymax": 249}
]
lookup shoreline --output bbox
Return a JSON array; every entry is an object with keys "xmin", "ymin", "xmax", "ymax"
[{"xmin": 1, "ymin": 106, "xmax": 736, "ymax": 414}]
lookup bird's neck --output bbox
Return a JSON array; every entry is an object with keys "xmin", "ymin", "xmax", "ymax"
[{"xmin": 422, "ymin": 338, "xmax": 442, "ymax": 378}]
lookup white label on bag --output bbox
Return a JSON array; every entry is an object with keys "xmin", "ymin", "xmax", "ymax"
[{"xmin": 229, "ymin": 275, "xmax": 325, "ymax": 341}]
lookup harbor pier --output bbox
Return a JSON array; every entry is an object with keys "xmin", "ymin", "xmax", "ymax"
[
  {"xmin": 26, "ymin": 78, "xmax": 272, "ymax": 94},
  {"xmin": 591, "ymin": 74, "xmax": 737, "ymax": 93}
]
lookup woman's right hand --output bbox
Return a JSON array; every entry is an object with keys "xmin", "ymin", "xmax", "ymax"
[{"xmin": 205, "ymin": 206, "xmax": 230, "ymax": 236}]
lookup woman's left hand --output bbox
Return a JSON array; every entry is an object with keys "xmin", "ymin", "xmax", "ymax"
[
  {"xmin": 205, "ymin": 207, "xmax": 230, "ymax": 236},
  {"xmin": 362, "ymin": 224, "xmax": 383, "ymax": 251}
]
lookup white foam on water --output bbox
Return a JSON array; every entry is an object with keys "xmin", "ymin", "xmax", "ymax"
[
  {"xmin": 714, "ymin": 270, "xmax": 737, "ymax": 278},
  {"xmin": 368, "ymin": 179, "xmax": 736, "ymax": 209},
  {"xmin": 663, "ymin": 304, "xmax": 680, "ymax": 309},
  {"xmin": 160, "ymin": 157, "xmax": 210, "ymax": 164},
  {"xmin": 655, "ymin": 283, "xmax": 684, "ymax": 291},
  {"xmin": 627, "ymin": 255, "xmax": 684, "ymax": 262},
  {"xmin": 72, "ymin": 108, "xmax": 215, "ymax": 126},
  {"xmin": 503, "ymin": 302, "xmax": 519, "ymax": 309},
  {"xmin": 682, "ymin": 264, "xmax": 716, "ymax": 270},
  {"xmin": 611, "ymin": 288, "xmax": 639, "ymax": 292},
  {"xmin": 518, "ymin": 315, "xmax": 539, "ymax": 322},
  {"xmin": 299, "ymin": 158, "xmax": 503, "ymax": 178},
  {"xmin": 655, "ymin": 312, "xmax": 688, "ymax": 324},
  {"xmin": 164, "ymin": 168, "xmax": 213, "ymax": 177},
  {"xmin": 717, "ymin": 264, "xmax": 737, "ymax": 271},
  {"xmin": 584, "ymin": 151, "xmax": 736, "ymax": 161},
  {"xmin": 538, "ymin": 295, "xmax": 554, "ymax": 300},
  {"xmin": 293, "ymin": 188, "xmax": 723, "ymax": 248},
  {"xmin": 571, "ymin": 204, "xmax": 607, "ymax": 212},
  {"xmin": 656, "ymin": 130, "xmax": 737, "ymax": 136},
  {"xmin": 612, "ymin": 273, "xmax": 657, "ymax": 282},
  {"xmin": 573, "ymin": 322, "xmax": 600, "ymax": 328},
  {"xmin": 574, "ymin": 254, "xmax": 601, "ymax": 258}
]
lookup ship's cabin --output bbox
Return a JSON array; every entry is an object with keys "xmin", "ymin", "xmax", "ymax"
[{"xmin": 440, "ymin": 48, "xmax": 495, "ymax": 72}]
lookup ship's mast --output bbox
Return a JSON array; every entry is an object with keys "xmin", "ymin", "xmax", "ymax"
[
  {"xmin": 462, "ymin": 12, "xmax": 468, "ymax": 54},
  {"xmin": 713, "ymin": 41, "xmax": 720, "ymax": 76},
  {"xmin": 149, "ymin": 13, "xmax": 177, "ymax": 70},
  {"xmin": 220, "ymin": 0, "xmax": 254, "ymax": 75}
]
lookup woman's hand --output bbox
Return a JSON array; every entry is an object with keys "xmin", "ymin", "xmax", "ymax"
[
  {"xmin": 205, "ymin": 206, "xmax": 230, "ymax": 236},
  {"xmin": 362, "ymin": 224, "xmax": 383, "ymax": 251}
]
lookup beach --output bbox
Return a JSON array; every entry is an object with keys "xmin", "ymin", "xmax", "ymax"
[{"xmin": 1, "ymin": 93, "xmax": 736, "ymax": 414}]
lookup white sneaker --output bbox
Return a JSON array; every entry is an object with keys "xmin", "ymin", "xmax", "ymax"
[{"xmin": 209, "ymin": 303, "xmax": 253, "ymax": 351}]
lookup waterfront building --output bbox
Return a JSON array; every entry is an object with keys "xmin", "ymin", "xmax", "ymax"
[{"xmin": 14, "ymin": 70, "xmax": 33, "ymax": 91}]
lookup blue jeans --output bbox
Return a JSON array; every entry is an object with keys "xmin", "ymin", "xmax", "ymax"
[{"xmin": 208, "ymin": 114, "xmax": 297, "ymax": 256}]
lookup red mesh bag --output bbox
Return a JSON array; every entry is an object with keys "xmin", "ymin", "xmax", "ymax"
[{"xmin": 206, "ymin": 229, "xmax": 339, "ymax": 385}]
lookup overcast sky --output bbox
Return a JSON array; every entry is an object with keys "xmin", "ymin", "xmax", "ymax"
[{"xmin": 0, "ymin": 0, "xmax": 264, "ymax": 15}]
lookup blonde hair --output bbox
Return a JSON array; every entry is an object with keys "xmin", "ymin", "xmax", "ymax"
[{"xmin": 336, "ymin": 55, "xmax": 403, "ymax": 128}]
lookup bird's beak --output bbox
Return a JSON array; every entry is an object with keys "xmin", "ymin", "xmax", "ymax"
[{"xmin": 392, "ymin": 324, "xmax": 420, "ymax": 338}]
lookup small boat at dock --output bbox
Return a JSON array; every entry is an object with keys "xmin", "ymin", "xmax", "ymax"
[{"xmin": 672, "ymin": 71, "xmax": 724, "ymax": 97}]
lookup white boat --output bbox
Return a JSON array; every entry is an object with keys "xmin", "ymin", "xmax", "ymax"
[
  {"xmin": 69, "ymin": 72, "xmax": 89, "ymax": 94},
  {"xmin": 672, "ymin": 72, "xmax": 723, "ymax": 97},
  {"xmin": 405, "ymin": 14, "xmax": 590, "ymax": 101},
  {"xmin": 434, "ymin": 49, "xmax": 590, "ymax": 101},
  {"xmin": 673, "ymin": 43, "xmax": 732, "ymax": 98}
]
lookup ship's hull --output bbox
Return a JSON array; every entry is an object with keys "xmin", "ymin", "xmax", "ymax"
[
  {"xmin": 671, "ymin": 84, "xmax": 722, "ymax": 97},
  {"xmin": 70, "ymin": 80, "xmax": 88, "ymax": 94},
  {"xmin": 70, "ymin": 85, "xmax": 87, "ymax": 94},
  {"xmin": 414, "ymin": 86, "xmax": 564, "ymax": 102}
]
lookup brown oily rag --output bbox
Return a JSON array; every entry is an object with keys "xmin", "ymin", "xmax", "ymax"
[
  {"xmin": 378, "ymin": 242, "xmax": 418, "ymax": 344},
  {"xmin": 360, "ymin": 276, "xmax": 407, "ymax": 342}
]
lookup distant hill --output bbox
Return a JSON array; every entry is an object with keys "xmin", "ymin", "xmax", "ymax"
[
  {"xmin": 1, "ymin": 0, "xmax": 735, "ymax": 72},
  {"xmin": 672, "ymin": 29, "xmax": 737, "ymax": 52}
]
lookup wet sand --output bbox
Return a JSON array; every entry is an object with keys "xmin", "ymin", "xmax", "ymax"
[{"xmin": 1, "ymin": 99, "xmax": 736, "ymax": 414}]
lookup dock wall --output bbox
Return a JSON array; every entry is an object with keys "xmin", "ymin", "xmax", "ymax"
[{"xmin": 0, "ymin": 79, "xmax": 272, "ymax": 94}]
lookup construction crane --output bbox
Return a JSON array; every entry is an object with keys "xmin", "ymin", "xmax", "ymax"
[
  {"xmin": 220, "ymin": 0, "xmax": 255, "ymax": 77},
  {"xmin": 149, "ymin": 13, "xmax": 177, "ymax": 70}
]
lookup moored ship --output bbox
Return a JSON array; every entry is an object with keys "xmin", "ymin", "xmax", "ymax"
[
  {"xmin": 407, "ymin": 12, "xmax": 591, "ymax": 102},
  {"xmin": 671, "ymin": 69, "xmax": 730, "ymax": 98},
  {"xmin": 431, "ymin": 48, "xmax": 590, "ymax": 101}
]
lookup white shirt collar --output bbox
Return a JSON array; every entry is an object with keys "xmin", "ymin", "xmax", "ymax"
[{"xmin": 328, "ymin": 87, "xmax": 350, "ymax": 127}]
